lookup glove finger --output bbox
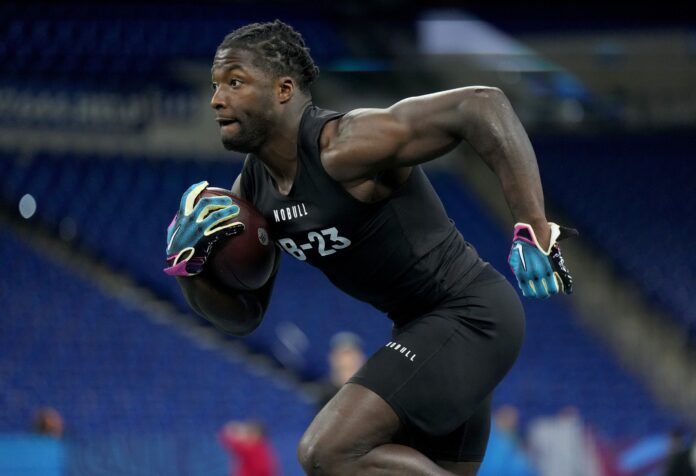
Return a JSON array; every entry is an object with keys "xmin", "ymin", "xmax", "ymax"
[
  {"xmin": 558, "ymin": 226, "xmax": 579, "ymax": 241},
  {"xmin": 166, "ymin": 223, "xmax": 181, "ymax": 253},
  {"xmin": 166, "ymin": 213, "xmax": 179, "ymax": 246},
  {"xmin": 529, "ymin": 278, "xmax": 549, "ymax": 299},
  {"xmin": 546, "ymin": 272, "xmax": 560, "ymax": 295},
  {"xmin": 533, "ymin": 278, "xmax": 550, "ymax": 299},
  {"xmin": 179, "ymin": 181, "xmax": 209, "ymax": 216},
  {"xmin": 166, "ymin": 213, "xmax": 177, "ymax": 235},
  {"xmin": 193, "ymin": 195, "xmax": 234, "ymax": 217},
  {"xmin": 553, "ymin": 272, "xmax": 565, "ymax": 293},
  {"xmin": 163, "ymin": 248, "xmax": 205, "ymax": 277},
  {"xmin": 518, "ymin": 280, "xmax": 535, "ymax": 298},
  {"xmin": 196, "ymin": 201, "xmax": 238, "ymax": 223},
  {"xmin": 529, "ymin": 279, "xmax": 543, "ymax": 298},
  {"xmin": 200, "ymin": 205, "xmax": 241, "ymax": 228},
  {"xmin": 550, "ymin": 244, "xmax": 574, "ymax": 294},
  {"xmin": 169, "ymin": 247, "xmax": 196, "ymax": 267},
  {"xmin": 204, "ymin": 213, "xmax": 245, "ymax": 237}
]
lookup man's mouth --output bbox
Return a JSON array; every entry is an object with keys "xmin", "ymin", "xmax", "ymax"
[{"xmin": 216, "ymin": 118, "xmax": 239, "ymax": 127}]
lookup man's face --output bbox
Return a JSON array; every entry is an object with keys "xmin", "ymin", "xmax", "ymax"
[{"xmin": 210, "ymin": 48, "xmax": 277, "ymax": 153}]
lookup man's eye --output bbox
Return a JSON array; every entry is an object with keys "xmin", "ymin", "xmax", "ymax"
[
  {"xmin": 230, "ymin": 79, "xmax": 242, "ymax": 87},
  {"xmin": 211, "ymin": 83, "xmax": 218, "ymax": 92}
]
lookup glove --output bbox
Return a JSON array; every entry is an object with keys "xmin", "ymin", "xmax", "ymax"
[
  {"xmin": 508, "ymin": 222, "xmax": 578, "ymax": 298},
  {"xmin": 164, "ymin": 181, "xmax": 245, "ymax": 277}
]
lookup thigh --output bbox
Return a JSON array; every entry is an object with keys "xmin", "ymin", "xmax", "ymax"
[
  {"xmin": 301, "ymin": 383, "xmax": 402, "ymax": 457},
  {"xmin": 400, "ymin": 394, "xmax": 492, "ymax": 464},
  {"xmin": 350, "ymin": 278, "xmax": 522, "ymax": 438}
]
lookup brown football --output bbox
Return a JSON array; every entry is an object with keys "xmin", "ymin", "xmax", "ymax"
[{"xmin": 196, "ymin": 187, "xmax": 276, "ymax": 291}]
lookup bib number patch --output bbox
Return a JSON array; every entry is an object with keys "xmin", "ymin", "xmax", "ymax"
[{"xmin": 278, "ymin": 227, "xmax": 351, "ymax": 261}]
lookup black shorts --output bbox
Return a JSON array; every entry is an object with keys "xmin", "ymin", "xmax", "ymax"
[{"xmin": 348, "ymin": 264, "xmax": 525, "ymax": 462}]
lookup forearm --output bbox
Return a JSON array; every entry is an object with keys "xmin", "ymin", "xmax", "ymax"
[
  {"xmin": 176, "ymin": 272, "xmax": 263, "ymax": 336},
  {"xmin": 459, "ymin": 88, "xmax": 549, "ymax": 243}
]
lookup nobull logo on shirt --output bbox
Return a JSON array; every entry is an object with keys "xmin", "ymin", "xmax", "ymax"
[
  {"xmin": 273, "ymin": 203, "xmax": 309, "ymax": 223},
  {"xmin": 385, "ymin": 342, "xmax": 416, "ymax": 362}
]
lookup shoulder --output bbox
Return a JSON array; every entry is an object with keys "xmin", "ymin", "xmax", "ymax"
[
  {"xmin": 325, "ymin": 108, "xmax": 410, "ymax": 144},
  {"xmin": 319, "ymin": 107, "xmax": 411, "ymax": 182}
]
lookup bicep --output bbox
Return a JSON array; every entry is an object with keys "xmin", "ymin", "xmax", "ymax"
[
  {"xmin": 324, "ymin": 87, "xmax": 502, "ymax": 180},
  {"xmin": 388, "ymin": 94, "xmax": 464, "ymax": 165},
  {"xmin": 324, "ymin": 94, "xmax": 463, "ymax": 180}
]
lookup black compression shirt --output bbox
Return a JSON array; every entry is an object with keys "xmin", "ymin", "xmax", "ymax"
[{"xmin": 240, "ymin": 105, "xmax": 485, "ymax": 324}]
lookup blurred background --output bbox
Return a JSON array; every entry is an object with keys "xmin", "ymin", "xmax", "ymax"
[{"xmin": 1, "ymin": 1, "xmax": 695, "ymax": 475}]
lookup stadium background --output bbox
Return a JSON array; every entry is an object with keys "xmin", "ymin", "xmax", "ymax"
[{"xmin": 1, "ymin": 2, "xmax": 694, "ymax": 475}]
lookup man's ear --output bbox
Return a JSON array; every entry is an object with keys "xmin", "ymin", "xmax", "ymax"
[{"xmin": 277, "ymin": 76, "xmax": 295, "ymax": 104}]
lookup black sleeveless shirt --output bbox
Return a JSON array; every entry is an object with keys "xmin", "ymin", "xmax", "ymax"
[{"xmin": 240, "ymin": 105, "xmax": 485, "ymax": 325}]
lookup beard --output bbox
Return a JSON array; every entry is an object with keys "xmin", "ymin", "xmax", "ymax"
[{"xmin": 220, "ymin": 108, "xmax": 275, "ymax": 154}]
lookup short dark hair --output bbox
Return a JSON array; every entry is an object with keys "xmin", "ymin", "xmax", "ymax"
[{"xmin": 217, "ymin": 20, "xmax": 319, "ymax": 93}]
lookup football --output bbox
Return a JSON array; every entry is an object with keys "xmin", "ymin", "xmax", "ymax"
[{"xmin": 197, "ymin": 187, "xmax": 276, "ymax": 291}]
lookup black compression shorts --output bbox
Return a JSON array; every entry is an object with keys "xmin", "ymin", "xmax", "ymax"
[{"xmin": 348, "ymin": 264, "xmax": 525, "ymax": 462}]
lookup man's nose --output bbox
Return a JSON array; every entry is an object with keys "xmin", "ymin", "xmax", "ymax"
[{"xmin": 211, "ymin": 88, "xmax": 224, "ymax": 110}]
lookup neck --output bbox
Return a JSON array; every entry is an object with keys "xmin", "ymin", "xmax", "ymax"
[{"xmin": 257, "ymin": 96, "xmax": 312, "ymax": 186}]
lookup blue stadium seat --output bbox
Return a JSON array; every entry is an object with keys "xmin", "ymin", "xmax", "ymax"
[
  {"xmin": 0, "ymin": 3, "xmax": 345, "ymax": 90},
  {"xmin": 533, "ymin": 132, "xmax": 696, "ymax": 331},
  {"xmin": 0, "ymin": 227, "xmax": 314, "ymax": 438}
]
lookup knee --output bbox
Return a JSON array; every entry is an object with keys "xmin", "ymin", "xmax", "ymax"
[
  {"xmin": 297, "ymin": 428, "xmax": 350, "ymax": 475},
  {"xmin": 297, "ymin": 429, "xmax": 331, "ymax": 474},
  {"xmin": 297, "ymin": 431, "xmax": 317, "ymax": 473}
]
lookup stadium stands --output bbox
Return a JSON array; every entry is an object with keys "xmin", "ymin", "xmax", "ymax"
[
  {"xmin": 0, "ymin": 150, "xmax": 681, "ymax": 438},
  {"xmin": 0, "ymin": 226, "xmax": 313, "ymax": 473},
  {"xmin": 0, "ymin": 3, "xmax": 344, "ymax": 89},
  {"xmin": 534, "ymin": 131, "xmax": 696, "ymax": 333}
]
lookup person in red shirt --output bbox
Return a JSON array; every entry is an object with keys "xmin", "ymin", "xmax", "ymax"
[
  {"xmin": 33, "ymin": 407, "xmax": 64, "ymax": 439},
  {"xmin": 218, "ymin": 420, "xmax": 279, "ymax": 476}
]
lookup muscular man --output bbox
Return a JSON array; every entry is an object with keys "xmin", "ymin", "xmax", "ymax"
[{"xmin": 165, "ymin": 20, "xmax": 575, "ymax": 476}]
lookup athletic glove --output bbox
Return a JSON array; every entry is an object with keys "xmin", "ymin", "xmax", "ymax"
[
  {"xmin": 164, "ymin": 181, "xmax": 244, "ymax": 277},
  {"xmin": 508, "ymin": 222, "xmax": 578, "ymax": 298}
]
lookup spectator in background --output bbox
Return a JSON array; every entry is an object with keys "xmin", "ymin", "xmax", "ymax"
[
  {"xmin": 528, "ymin": 406, "xmax": 602, "ymax": 476},
  {"xmin": 218, "ymin": 421, "xmax": 279, "ymax": 476},
  {"xmin": 315, "ymin": 332, "xmax": 366, "ymax": 409},
  {"xmin": 479, "ymin": 404, "xmax": 538, "ymax": 476},
  {"xmin": 33, "ymin": 407, "xmax": 64, "ymax": 438},
  {"xmin": 494, "ymin": 404, "xmax": 521, "ymax": 439}
]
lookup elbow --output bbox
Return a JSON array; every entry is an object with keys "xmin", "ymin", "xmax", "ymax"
[
  {"xmin": 205, "ymin": 309, "xmax": 264, "ymax": 337},
  {"xmin": 481, "ymin": 87, "xmax": 509, "ymax": 111},
  {"xmin": 458, "ymin": 86, "xmax": 514, "ymax": 152},
  {"xmin": 216, "ymin": 314, "xmax": 263, "ymax": 337},
  {"xmin": 190, "ymin": 300, "xmax": 264, "ymax": 336},
  {"xmin": 457, "ymin": 86, "xmax": 508, "ymax": 114},
  {"xmin": 473, "ymin": 85, "xmax": 504, "ymax": 97}
]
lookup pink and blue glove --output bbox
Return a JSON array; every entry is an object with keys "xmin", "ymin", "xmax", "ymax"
[
  {"xmin": 508, "ymin": 222, "xmax": 578, "ymax": 298},
  {"xmin": 164, "ymin": 181, "xmax": 244, "ymax": 277}
]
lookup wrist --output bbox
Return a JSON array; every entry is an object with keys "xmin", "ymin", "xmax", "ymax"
[{"xmin": 526, "ymin": 219, "xmax": 550, "ymax": 250}]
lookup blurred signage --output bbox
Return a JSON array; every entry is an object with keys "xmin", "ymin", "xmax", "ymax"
[{"xmin": 0, "ymin": 86, "xmax": 197, "ymax": 131}]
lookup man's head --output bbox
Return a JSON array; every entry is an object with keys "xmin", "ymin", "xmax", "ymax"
[
  {"xmin": 33, "ymin": 407, "xmax": 64, "ymax": 438},
  {"xmin": 328, "ymin": 332, "xmax": 365, "ymax": 386},
  {"xmin": 210, "ymin": 20, "xmax": 319, "ymax": 153}
]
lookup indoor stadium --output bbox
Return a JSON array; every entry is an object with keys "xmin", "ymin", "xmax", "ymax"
[{"xmin": 1, "ymin": 2, "xmax": 694, "ymax": 475}]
